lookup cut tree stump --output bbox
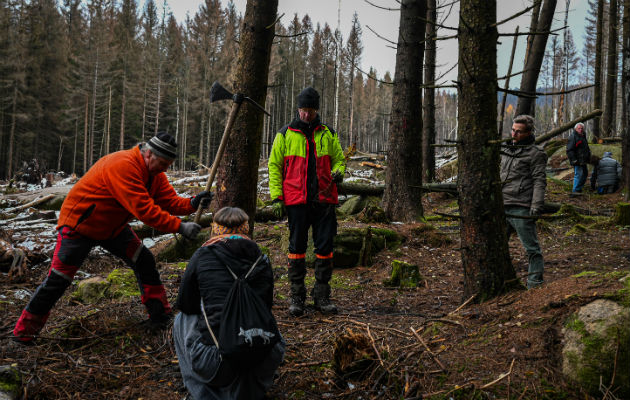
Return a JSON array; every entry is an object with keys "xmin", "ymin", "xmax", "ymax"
[
  {"xmin": 614, "ymin": 202, "xmax": 630, "ymax": 226},
  {"xmin": 383, "ymin": 260, "xmax": 423, "ymax": 288}
]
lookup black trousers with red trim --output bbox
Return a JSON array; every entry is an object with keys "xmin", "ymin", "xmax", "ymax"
[
  {"xmin": 286, "ymin": 202, "xmax": 337, "ymax": 256},
  {"xmin": 13, "ymin": 225, "xmax": 169, "ymax": 341}
]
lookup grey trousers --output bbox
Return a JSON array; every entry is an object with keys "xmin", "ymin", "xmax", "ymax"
[
  {"xmin": 173, "ymin": 312, "xmax": 285, "ymax": 400},
  {"xmin": 506, "ymin": 206, "xmax": 544, "ymax": 289}
]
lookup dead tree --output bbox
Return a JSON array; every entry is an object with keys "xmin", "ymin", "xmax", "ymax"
[
  {"xmin": 214, "ymin": 0, "xmax": 278, "ymax": 233},
  {"xmin": 515, "ymin": 0, "xmax": 558, "ymax": 116},
  {"xmin": 593, "ymin": 0, "xmax": 605, "ymax": 139},
  {"xmin": 422, "ymin": 0, "xmax": 437, "ymax": 183},
  {"xmin": 457, "ymin": 0, "xmax": 518, "ymax": 301},
  {"xmin": 383, "ymin": 0, "xmax": 427, "ymax": 222},
  {"xmin": 623, "ymin": 0, "xmax": 630, "ymax": 196},
  {"xmin": 603, "ymin": 0, "xmax": 620, "ymax": 137}
]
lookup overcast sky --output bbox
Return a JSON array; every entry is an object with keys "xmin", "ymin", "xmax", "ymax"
[{"xmin": 154, "ymin": 0, "xmax": 591, "ymax": 88}]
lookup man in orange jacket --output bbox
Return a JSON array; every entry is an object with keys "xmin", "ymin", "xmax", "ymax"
[{"xmin": 13, "ymin": 132, "xmax": 212, "ymax": 344}]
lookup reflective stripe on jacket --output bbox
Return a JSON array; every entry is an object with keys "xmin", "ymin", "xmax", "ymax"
[
  {"xmin": 268, "ymin": 124, "xmax": 346, "ymax": 206},
  {"xmin": 57, "ymin": 146, "xmax": 194, "ymax": 240}
]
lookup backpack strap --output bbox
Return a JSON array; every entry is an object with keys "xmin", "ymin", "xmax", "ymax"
[{"xmin": 200, "ymin": 299, "xmax": 220, "ymax": 350}]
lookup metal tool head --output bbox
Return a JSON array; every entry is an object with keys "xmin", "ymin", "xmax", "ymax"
[{"xmin": 209, "ymin": 81, "xmax": 234, "ymax": 103}]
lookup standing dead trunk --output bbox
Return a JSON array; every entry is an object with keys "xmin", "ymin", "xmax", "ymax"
[
  {"xmin": 105, "ymin": 86, "xmax": 111, "ymax": 155},
  {"xmin": 593, "ymin": 0, "xmax": 605, "ymax": 139},
  {"xmin": 603, "ymin": 0, "xmax": 620, "ymax": 137},
  {"xmin": 457, "ymin": 0, "xmax": 518, "ymax": 301},
  {"xmin": 83, "ymin": 93, "xmax": 89, "ymax": 174},
  {"xmin": 7, "ymin": 84, "xmax": 17, "ymax": 180},
  {"xmin": 515, "ymin": 0, "xmax": 558, "ymax": 116},
  {"xmin": 154, "ymin": 61, "xmax": 162, "ymax": 135},
  {"xmin": 622, "ymin": 0, "xmax": 630, "ymax": 196},
  {"xmin": 214, "ymin": 0, "xmax": 278, "ymax": 233},
  {"xmin": 120, "ymin": 70, "xmax": 126, "ymax": 150},
  {"xmin": 73, "ymin": 119, "xmax": 78, "ymax": 175},
  {"xmin": 89, "ymin": 52, "xmax": 99, "ymax": 167},
  {"xmin": 422, "ymin": 0, "xmax": 437, "ymax": 183},
  {"xmin": 383, "ymin": 0, "xmax": 426, "ymax": 222}
]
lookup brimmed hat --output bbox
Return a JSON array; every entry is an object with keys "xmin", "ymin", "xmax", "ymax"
[{"xmin": 147, "ymin": 132, "xmax": 177, "ymax": 160}]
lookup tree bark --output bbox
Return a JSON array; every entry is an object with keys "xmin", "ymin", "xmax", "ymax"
[
  {"xmin": 593, "ymin": 0, "xmax": 605, "ymax": 139},
  {"xmin": 383, "ymin": 0, "xmax": 426, "ymax": 222},
  {"xmin": 515, "ymin": 0, "xmax": 557, "ymax": 116},
  {"xmin": 7, "ymin": 84, "xmax": 17, "ymax": 180},
  {"xmin": 120, "ymin": 70, "xmax": 126, "ymax": 151},
  {"xmin": 422, "ymin": 0, "xmax": 437, "ymax": 183},
  {"xmin": 603, "ymin": 0, "xmax": 620, "ymax": 138},
  {"xmin": 214, "ymin": 0, "xmax": 278, "ymax": 234},
  {"xmin": 622, "ymin": 0, "xmax": 630, "ymax": 197},
  {"xmin": 457, "ymin": 0, "xmax": 517, "ymax": 301}
]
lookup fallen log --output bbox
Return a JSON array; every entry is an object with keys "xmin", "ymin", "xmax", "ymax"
[
  {"xmin": 2, "ymin": 194, "xmax": 56, "ymax": 214},
  {"xmin": 535, "ymin": 109, "xmax": 603, "ymax": 144},
  {"xmin": 337, "ymin": 182, "xmax": 457, "ymax": 196}
]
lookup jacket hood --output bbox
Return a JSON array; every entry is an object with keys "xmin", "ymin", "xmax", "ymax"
[{"xmin": 603, "ymin": 151, "xmax": 613, "ymax": 158}]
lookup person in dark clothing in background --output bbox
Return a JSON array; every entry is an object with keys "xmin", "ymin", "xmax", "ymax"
[
  {"xmin": 267, "ymin": 87, "xmax": 346, "ymax": 316},
  {"xmin": 591, "ymin": 151, "xmax": 622, "ymax": 194},
  {"xmin": 566, "ymin": 122, "xmax": 592, "ymax": 193},
  {"xmin": 173, "ymin": 207, "xmax": 285, "ymax": 400}
]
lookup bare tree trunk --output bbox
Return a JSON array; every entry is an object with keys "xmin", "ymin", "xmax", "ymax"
[
  {"xmin": 141, "ymin": 77, "xmax": 147, "ymax": 141},
  {"xmin": 154, "ymin": 62, "xmax": 162, "ymax": 135},
  {"xmin": 105, "ymin": 85, "xmax": 111, "ymax": 155},
  {"xmin": 516, "ymin": 0, "xmax": 557, "ymax": 116},
  {"xmin": 457, "ymin": 0, "xmax": 517, "ymax": 301},
  {"xmin": 593, "ymin": 0, "xmax": 605, "ymax": 139},
  {"xmin": 622, "ymin": 0, "xmax": 630, "ymax": 197},
  {"xmin": 524, "ymin": 0, "xmax": 541, "ymax": 68},
  {"xmin": 89, "ymin": 51, "xmax": 99, "ymax": 167},
  {"xmin": 73, "ymin": 118, "xmax": 78, "ymax": 175},
  {"xmin": 215, "ymin": 0, "xmax": 278, "ymax": 233},
  {"xmin": 83, "ymin": 93, "xmax": 89, "ymax": 174},
  {"xmin": 499, "ymin": 27, "xmax": 519, "ymax": 137},
  {"xmin": 120, "ymin": 70, "xmax": 126, "ymax": 150},
  {"xmin": 7, "ymin": 84, "xmax": 17, "ymax": 180},
  {"xmin": 57, "ymin": 137, "xmax": 64, "ymax": 171},
  {"xmin": 334, "ymin": 0, "xmax": 341, "ymax": 131},
  {"xmin": 422, "ymin": 0, "xmax": 437, "ymax": 183},
  {"xmin": 603, "ymin": 0, "xmax": 620, "ymax": 137},
  {"xmin": 383, "ymin": 0, "xmax": 426, "ymax": 222}
]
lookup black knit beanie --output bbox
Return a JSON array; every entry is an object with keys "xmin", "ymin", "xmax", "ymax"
[
  {"xmin": 297, "ymin": 87, "xmax": 320, "ymax": 110},
  {"xmin": 147, "ymin": 132, "xmax": 177, "ymax": 160}
]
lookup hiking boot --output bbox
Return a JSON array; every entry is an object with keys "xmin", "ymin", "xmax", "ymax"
[
  {"xmin": 312, "ymin": 283, "xmax": 338, "ymax": 315},
  {"xmin": 145, "ymin": 299, "xmax": 173, "ymax": 330},
  {"xmin": 288, "ymin": 295, "xmax": 305, "ymax": 317},
  {"xmin": 287, "ymin": 256, "xmax": 307, "ymax": 317}
]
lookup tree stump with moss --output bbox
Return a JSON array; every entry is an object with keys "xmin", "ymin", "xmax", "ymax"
[
  {"xmin": 383, "ymin": 260, "xmax": 422, "ymax": 288},
  {"xmin": 613, "ymin": 202, "xmax": 630, "ymax": 226}
]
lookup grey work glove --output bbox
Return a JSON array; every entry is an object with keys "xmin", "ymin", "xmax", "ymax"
[
  {"xmin": 529, "ymin": 207, "xmax": 542, "ymax": 217},
  {"xmin": 272, "ymin": 200, "xmax": 285, "ymax": 219},
  {"xmin": 331, "ymin": 170, "xmax": 344, "ymax": 184},
  {"xmin": 179, "ymin": 222, "xmax": 201, "ymax": 239},
  {"xmin": 190, "ymin": 191, "xmax": 213, "ymax": 210}
]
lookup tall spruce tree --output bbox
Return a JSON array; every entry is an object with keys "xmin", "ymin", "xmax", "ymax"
[{"xmin": 457, "ymin": 0, "xmax": 518, "ymax": 300}]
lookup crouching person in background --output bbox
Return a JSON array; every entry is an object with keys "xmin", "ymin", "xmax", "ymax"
[{"xmin": 173, "ymin": 207, "xmax": 285, "ymax": 400}]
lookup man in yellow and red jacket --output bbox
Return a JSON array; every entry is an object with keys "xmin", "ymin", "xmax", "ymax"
[
  {"xmin": 13, "ymin": 133, "xmax": 212, "ymax": 344},
  {"xmin": 268, "ymin": 87, "xmax": 346, "ymax": 316}
]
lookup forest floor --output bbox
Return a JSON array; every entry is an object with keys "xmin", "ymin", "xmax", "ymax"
[{"xmin": 1, "ymin": 154, "xmax": 629, "ymax": 400}]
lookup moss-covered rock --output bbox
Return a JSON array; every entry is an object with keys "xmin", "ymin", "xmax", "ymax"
[
  {"xmin": 338, "ymin": 195, "xmax": 368, "ymax": 216},
  {"xmin": 565, "ymin": 224, "xmax": 587, "ymax": 236},
  {"xmin": 554, "ymin": 204, "xmax": 595, "ymax": 225},
  {"xmin": 73, "ymin": 276, "xmax": 111, "ymax": 304},
  {"xmin": 562, "ymin": 299, "xmax": 630, "ymax": 398},
  {"xmin": 107, "ymin": 268, "xmax": 140, "ymax": 298},
  {"xmin": 0, "ymin": 365, "xmax": 21, "ymax": 399},
  {"xmin": 383, "ymin": 260, "xmax": 423, "ymax": 288},
  {"xmin": 156, "ymin": 230, "xmax": 212, "ymax": 262}
]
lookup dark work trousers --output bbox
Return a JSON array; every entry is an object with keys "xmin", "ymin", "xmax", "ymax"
[
  {"xmin": 286, "ymin": 202, "xmax": 337, "ymax": 257},
  {"xmin": 13, "ymin": 225, "xmax": 169, "ymax": 342}
]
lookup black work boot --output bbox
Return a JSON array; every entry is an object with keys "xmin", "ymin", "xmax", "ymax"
[
  {"xmin": 312, "ymin": 258, "xmax": 337, "ymax": 314},
  {"xmin": 287, "ymin": 257, "xmax": 307, "ymax": 317}
]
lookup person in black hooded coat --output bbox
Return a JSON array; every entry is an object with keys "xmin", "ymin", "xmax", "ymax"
[{"xmin": 173, "ymin": 207, "xmax": 285, "ymax": 400}]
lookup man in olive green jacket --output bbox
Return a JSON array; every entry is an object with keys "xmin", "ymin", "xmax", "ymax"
[{"xmin": 500, "ymin": 114, "xmax": 547, "ymax": 289}]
